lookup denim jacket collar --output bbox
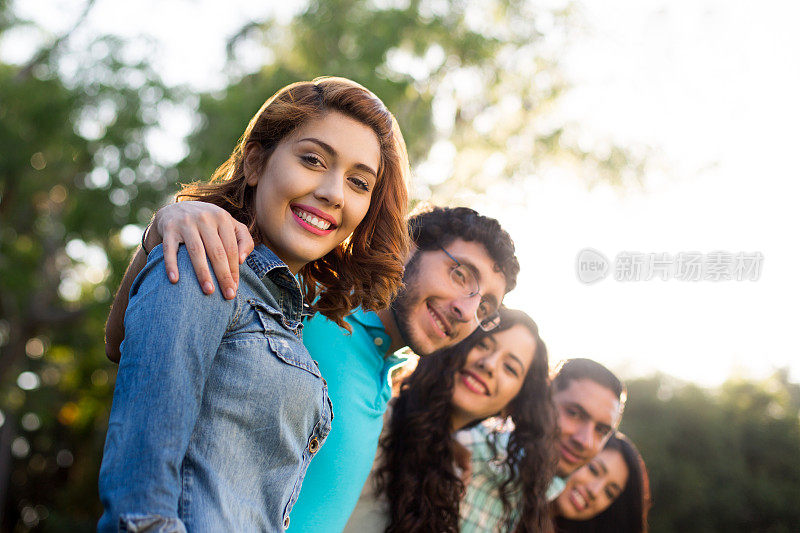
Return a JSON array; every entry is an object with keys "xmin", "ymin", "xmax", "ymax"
[
  {"xmin": 246, "ymin": 245, "xmax": 304, "ymax": 325},
  {"xmin": 246, "ymin": 245, "xmax": 299, "ymax": 289},
  {"xmin": 246, "ymin": 244, "xmax": 292, "ymax": 277}
]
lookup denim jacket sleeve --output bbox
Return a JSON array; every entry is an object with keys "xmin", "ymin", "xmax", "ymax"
[{"xmin": 98, "ymin": 245, "xmax": 238, "ymax": 531}]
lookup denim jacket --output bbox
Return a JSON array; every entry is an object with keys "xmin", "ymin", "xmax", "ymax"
[{"xmin": 98, "ymin": 244, "xmax": 332, "ymax": 532}]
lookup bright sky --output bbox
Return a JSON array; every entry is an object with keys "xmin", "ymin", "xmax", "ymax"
[
  {"xmin": 8, "ymin": 0, "xmax": 799, "ymax": 385},
  {"xmin": 497, "ymin": 0, "xmax": 800, "ymax": 385}
]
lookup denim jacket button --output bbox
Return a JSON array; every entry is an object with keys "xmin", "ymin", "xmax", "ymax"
[
  {"xmin": 308, "ymin": 437, "xmax": 320, "ymax": 454},
  {"xmin": 373, "ymin": 337, "xmax": 384, "ymax": 346},
  {"xmin": 283, "ymin": 515, "xmax": 290, "ymax": 529}
]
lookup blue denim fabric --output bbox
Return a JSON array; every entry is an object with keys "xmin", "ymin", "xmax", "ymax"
[{"xmin": 98, "ymin": 244, "xmax": 332, "ymax": 532}]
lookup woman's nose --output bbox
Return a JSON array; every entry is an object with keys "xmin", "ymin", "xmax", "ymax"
[
  {"xmin": 475, "ymin": 352, "xmax": 499, "ymax": 376},
  {"xmin": 315, "ymin": 171, "xmax": 345, "ymax": 208},
  {"xmin": 585, "ymin": 479, "xmax": 603, "ymax": 501}
]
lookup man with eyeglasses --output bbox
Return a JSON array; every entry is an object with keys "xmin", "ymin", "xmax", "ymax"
[{"xmin": 104, "ymin": 203, "xmax": 519, "ymax": 532}]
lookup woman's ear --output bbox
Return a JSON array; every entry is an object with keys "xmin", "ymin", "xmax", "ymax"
[{"xmin": 244, "ymin": 142, "xmax": 265, "ymax": 186}]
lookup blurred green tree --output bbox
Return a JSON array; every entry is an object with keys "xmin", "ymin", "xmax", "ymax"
[
  {"xmin": 0, "ymin": 3, "xmax": 177, "ymax": 529},
  {"xmin": 622, "ymin": 371, "xmax": 800, "ymax": 533},
  {"xmin": 178, "ymin": 0, "xmax": 647, "ymax": 206}
]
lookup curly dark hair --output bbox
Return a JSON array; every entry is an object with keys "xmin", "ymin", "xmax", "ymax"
[
  {"xmin": 408, "ymin": 205, "xmax": 520, "ymax": 293},
  {"xmin": 375, "ymin": 308, "xmax": 557, "ymax": 533},
  {"xmin": 177, "ymin": 77, "xmax": 410, "ymax": 330},
  {"xmin": 555, "ymin": 433, "xmax": 651, "ymax": 533}
]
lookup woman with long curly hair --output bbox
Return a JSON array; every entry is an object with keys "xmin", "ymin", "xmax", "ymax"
[
  {"xmin": 344, "ymin": 308, "xmax": 557, "ymax": 533},
  {"xmin": 97, "ymin": 77, "xmax": 409, "ymax": 531},
  {"xmin": 554, "ymin": 433, "xmax": 651, "ymax": 533}
]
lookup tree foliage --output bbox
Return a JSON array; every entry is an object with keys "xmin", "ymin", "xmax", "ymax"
[
  {"xmin": 179, "ymin": 0, "xmax": 646, "ymax": 206},
  {"xmin": 621, "ymin": 371, "xmax": 800, "ymax": 533},
  {"xmin": 0, "ymin": 4, "xmax": 176, "ymax": 528}
]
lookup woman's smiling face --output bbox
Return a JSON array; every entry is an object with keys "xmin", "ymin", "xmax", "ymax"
[
  {"xmin": 450, "ymin": 324, "xmax": 537, "ymax": 429},
  {"xmin": 555, "ymin": 447, "xmax": 629, "ymax": 520},
  {"xmin": 246, "ymin": 111, "xmax": 380, "ymax": 273}
]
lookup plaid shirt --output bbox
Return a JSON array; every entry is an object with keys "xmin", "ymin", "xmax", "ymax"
[
  {"xmin": 457, "ymin": 421, "xmax": 518, "ymax": 532},
  {"xmin": 457, "ymin": 422, "xmax": 567, "ymax": 533}
]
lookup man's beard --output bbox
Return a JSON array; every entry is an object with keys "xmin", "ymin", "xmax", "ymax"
[{"xmin": 389, "ymin": 251, "xmax": 430, "ymax": 355}]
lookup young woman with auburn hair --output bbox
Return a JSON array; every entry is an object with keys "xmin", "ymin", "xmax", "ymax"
[
  {"xmin": 97, "ymin": 77, "xmax": 409, "ymax": 532},
  {"xmin": 344, "ymin": 308, "xmax": 558, "ymax": 533},
  {"xmin": 175, "ymin": 78, "xmax": 409, "ymax": 325}
]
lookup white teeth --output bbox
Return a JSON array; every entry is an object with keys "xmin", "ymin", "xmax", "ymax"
[
  {"xmin": 294, "ymin": 209, "xmax": 331, "ymax": 230},
  {"xmin": 429, "ymin": 308, "xmax": 447, "ymax": 334},
  {"xmin": 464, "ymin": 374, "xmax": 488, "ymax": 395},
  {"xmin": 572, "ymin": 489, "xmax": 587, "ymax": 510}
]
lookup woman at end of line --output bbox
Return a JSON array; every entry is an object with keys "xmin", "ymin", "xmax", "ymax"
[{"xmin": 554, "ymin": 432, "xmax": 651, "ymax": 533}]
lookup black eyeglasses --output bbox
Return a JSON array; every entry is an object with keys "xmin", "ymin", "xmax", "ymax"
[{"xmin": 440, "ymin": 246, "xmax": 501, "ymax": 332}]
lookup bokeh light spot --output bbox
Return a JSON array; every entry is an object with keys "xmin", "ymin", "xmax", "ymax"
[
  {"xmin": 17, "ymin": 371, "xmax": 40, "ymax": 391},
  {"xmin": 21, "ymin": 413, "xmax": 41, "ymax": 432},
  {"xmin": 30, "ymin": 152, "xmax": 46, "ymax": 170},
  {"xmin": 25, "ymin": 338, "xmax": 45, "ymax": 359},
  {"xmin": 56, "ymin": 449, "xmax": 74, "ymax": 468},
  {"xmin": 11, "ymin": 437, "xmax": 30, "ymax": 458},
  {"xmin": 58, "ymin": 403, "xmax": 79, "ymax": 425}
]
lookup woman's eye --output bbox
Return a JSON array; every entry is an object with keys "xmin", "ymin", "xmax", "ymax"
[
  {"xmin": 348, "ymin": 176, "xmax": 370, "ymax": 192},
  {"xmin": 588, "ymin": 463, "xmax": 599, "ymax": 476},
  {"xmin": 604, "ymin": 488, "xmax": 615, "ymax": 500},
  {"xmin": 503, "ymin": 363, "xmax": 519, "ymax": 377},
  {"xmin": 301, "ymin": 154, "xmax": 324, "ymax": 167}
]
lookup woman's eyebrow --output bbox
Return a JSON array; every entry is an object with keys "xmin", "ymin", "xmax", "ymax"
[
  {"xmin": 507, "ymin": 353, "xmax": 525, "ymax": 372},
  {"xmin": 298, "ymin": 137, "xmax": 378, "ymax": 178},
  {"xmin": 595, "ymin": 457, "xmax": 609, "ymax": 475}
]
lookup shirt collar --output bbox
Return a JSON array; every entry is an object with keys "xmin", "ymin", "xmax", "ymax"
[
  {"xmin": 349, "ymin": 308, "xmax": 386, "ymax": 331},
  {"xmin": 246, "ymin": 245, "xmax": 299, "ymax": 289},
  {"xmin": 349, "ymin": 308, "xmax": 409, "ymax": 367},
  {"xmin": 246, "ymin": 244, "xmax": 289, "ymax": 275}
]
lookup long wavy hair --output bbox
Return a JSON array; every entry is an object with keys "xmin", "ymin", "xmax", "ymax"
[
  {"xmin": 555, "ymin": 433, "xmax": 651, "ymax": 533},
  {"xmin": 375, "ymin": 308, "xmax": 557, "ymax": 532},
  {"xmin": 177, "ymin": 77, "xmax": 410, "ymax": 328}
]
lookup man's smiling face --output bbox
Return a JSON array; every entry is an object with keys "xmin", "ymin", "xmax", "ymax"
[
  {"xmin": 391, "ymin": 239, "xmax": 507, "ymax": 355},
  {"xmin": 553, "ymin": 378, "xmax": 622, "ymax": 476}
]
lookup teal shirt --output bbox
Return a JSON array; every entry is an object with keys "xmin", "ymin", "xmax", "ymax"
[{"xmin": 289, "ymin": 309, "xmax": 407, "ymax": 532}]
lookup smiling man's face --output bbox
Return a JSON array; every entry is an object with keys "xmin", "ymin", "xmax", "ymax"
[
  {"xmin": 553, "ymin": 378, "xmax": 622, "ymax": 477},
  {"xmin": 391, "ymin": 239, "xmax": 507, "ymax": 355}
]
